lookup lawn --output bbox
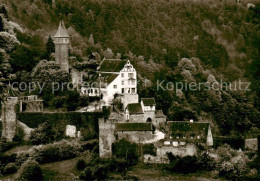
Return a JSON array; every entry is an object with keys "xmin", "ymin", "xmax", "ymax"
[{"xmin": 41, "ymin": 157, "xmax": 80, "ymax": 181}]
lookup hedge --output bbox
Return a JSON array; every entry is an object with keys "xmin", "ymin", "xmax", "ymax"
[
  {"xmin": 213, "ymin": 136, "xmax": 245, "ymax": 150},
  {"xmin": 17, "ymin": 112, "xmax": 103, "ymax": 129}
]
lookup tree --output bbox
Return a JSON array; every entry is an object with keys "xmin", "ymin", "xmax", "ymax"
[
  {"xmin": 45, "ymin": 36, "xmax": 55, "ymax": 60},
  {"xmin": 0, "ymin": 16, "xmax": 4, "ymax": 32},
  {"xmin": 0, "ymin": 5, "xmax": 8, "ymax": 19}
]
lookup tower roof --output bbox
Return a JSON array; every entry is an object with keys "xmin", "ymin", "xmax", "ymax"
[{"xmin": 54, "ymin": 21, "xmax": 69, "ymax": 38}]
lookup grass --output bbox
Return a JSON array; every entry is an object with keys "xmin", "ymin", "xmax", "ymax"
[
  {"xmin": 120, "ymin": 163, "xmax": 224, "ymax": 181},
  {"xmin": 41, "ymin": 157, "xmax": 80, "ymax": 181}
]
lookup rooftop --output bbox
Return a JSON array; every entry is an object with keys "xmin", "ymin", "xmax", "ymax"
[
  {"xmin": 126, "ymin": 103, "xmax": 143, "ymax": 115},
  {"xmin": 115, "ymin": 123, "xmax": 152, "ymax": 131},
  {"xmin": 98, "ymin": 59, "xmax": 127, "ymax": 72},
  {"xmin": 141, "ymin": 98, "xmax": 156, "ymax": 106},
  {"xmin": 167, "ymin": 121, "xmax": 210, "ymax": 139},
  {"xmin": 155, "ymin": 110, "xmax": 167, "ymax": 118},
  {"xmin": 54, "ymin": 21, "xmax": 69, "ymax": 38}
]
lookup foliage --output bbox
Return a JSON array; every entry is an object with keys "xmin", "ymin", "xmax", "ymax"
[
  {"xmin": 143, "ymin": 144, "xmax": 156, "ymax": 156},
  {"xmin": 13, "ymin": 126, "xmax": 25, "ymax": 142},
  {"xmin": 0, "ymin": 15, "xmax": 4, "ymax": 32},
  {"xmin": 3, "ymin": 162, "xmax": 18, "ymax": 175},
  {"xmin": 45, "ymin": 35, "xmax": 55, "ymax": 60},
  {"xmin": 214, "ymin": 144, "xmax": 251, "ymax": 180},
  {"xmin": 76, "ymin": 159, "xmax": 87, "ymax": 170},
  {"xmin": 79, "ymin": 153, "xmax": 134, "ymax": 180},
  {"xmin": 17, "ymin": 160, "xmax": 43, "ymax": 181},
  {"xmin": 31, "ymin": 140, "xmax": 83, "ymax": 164},
  {"xmin": 0, "ymin": 5, "xmax": 8, "ymax": 19},
  {"xmin": 166, "ymin": 153, "xmax": 200, "ymax": 173},
  {"xmin": 112, "ymin": 139, "xmax": 138, "ymax": 163},
  {"xmin": 17, "ymin": 112, "xmax": 102, "ymax": 141},
  {"xmin": 30, "ymin": 122, "xmax": 57, "ymax": 145}
]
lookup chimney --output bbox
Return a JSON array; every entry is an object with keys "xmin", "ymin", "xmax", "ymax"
[{"xmin": 190, "ymin": 119, "xmax": 193, "ymax": 123}]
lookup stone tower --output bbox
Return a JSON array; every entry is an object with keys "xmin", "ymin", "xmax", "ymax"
[
  {"xmin": 99, "ymin": 118, "xmax": 116, "ymax": 158},
  {"xmin": 1, "ymin": 97, "xmax": 19, "ymax": 142},
  {"xmin": 54, "ymin": 21, "xmax": 70, "ymax": 72}
]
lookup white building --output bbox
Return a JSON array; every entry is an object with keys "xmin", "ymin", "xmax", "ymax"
[{"xmin": 82, "ymin": 59, "xmax": 138, "ymax": 105}]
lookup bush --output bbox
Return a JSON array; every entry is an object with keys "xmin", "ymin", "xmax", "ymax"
[
  {"xmin": 215, "ymin": 144, "xmax": 250, "ymax": 180},
  {"xmin": 17, "ymin": 160, "xmax": 43, "ymax": 181},
  {"xmin": 112, "ymin": 139, "xmax": 138, "ymax": 164},
  {"xmin": 30, "ymin": 122, "xmax": 55, "ymax": 145},
  {"xmin": 13, "ymin": 126, "xmax": 25, "ymax": 142},
  {"xmin": 32, "ymin": 140, "xmax": 83, "ymax": 163},
  {"xmin": 3, "ymin": 163, "xmax": 18, "ymax": 174},
  {"xmin": 76, "ymin": 159, "xmax": 87, "ymax": 170},
  {"xmin": 166, "ymin": 153, "xmax": 199, "ymax": 173},
  {"xmin": 143, "ymin": 144, "xmax": 156, "ymax": 156}
]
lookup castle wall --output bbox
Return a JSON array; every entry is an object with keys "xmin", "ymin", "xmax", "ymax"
[
  {"xmin": 123, "ymin": 94, "xmax": 139, "ymax": 110},
  {"xmin": 129, "ymin": 114, "xmax": 144, "ymax": 123},
  {"xmin": 154, "ymin": 117, "xmax": 166, "ymax": 127},
  {"xmin": 143, "ymin": 111, "xmax": 155, "ymax": 122},
  {"xmin": 156, "ymin": 143, "xmax": 197, "ymax": 157},
  {"xmin": 99, "ymin": 118, "xmax": 116, "ymax": 158},
  {"xmin": 116, "ymin": 130, "xmax": 153, "ymax": 143},
  {"xmin": 1, "ymin": 97, "xmax": 19, "ymax": 142}
]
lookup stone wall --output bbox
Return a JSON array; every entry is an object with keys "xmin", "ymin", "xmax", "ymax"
[
  {"xmin": 143, "ymin": 111, "xmax": 155, "ymax": 122},
  {"xmin": 99, "ymin": 118, "xmax": 116, "ymax": 158},
  {"xmin": 154, "ymin": 117, "xmax": 166, "ymax": 127},
  {"xmin": 1, "ymin": 97, "xmax": 19, "ymax": 141},
  {"xmin": 157, "ymin": 143, "xmax": 197, "ymax": 157},
  {"xmin": 143, "ymin": 154, "xmax": 169, "ymax": 164},
  {"xmin": 129, "ymin": 114, "xmax": 145, "ymax": 123},
  {"xmin": 116, "ymin": 130, "xmax": 153, "ymax": 143},
  {"xmin": 245, "ymin": 138, "xmax": 258, "ymax": 151},
  {"xmin": 122, "ymin": 94, "xmax": 139, "ymax": 110}
]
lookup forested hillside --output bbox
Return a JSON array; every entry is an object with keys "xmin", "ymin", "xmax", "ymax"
[{"xmin": 0, "ymin": 0, "xmax": 259, "ymax": 136}]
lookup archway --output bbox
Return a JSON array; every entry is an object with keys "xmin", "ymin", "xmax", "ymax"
[{"xmin": 146, "ymin": 117, "xmax": 152, "ymax": 122}]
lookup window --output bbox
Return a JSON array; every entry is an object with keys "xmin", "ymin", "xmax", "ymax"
[
  {"xmin": 132, "ymin": 88, "xmax": 135, "ymax": 93},
  {"xmin": 122, "ymin": 81, "xmax": 124, "ymax": 85},
  {"xmin": 121, "ymin": 73, "xmax": 124, "ymax": 77},
  {"xmin": 131, "ymin": 80, "xmax": 135, "ymax": 85},
  {"xmin": 128, "ymin": 73, "xmax": 133, "ymax": 78},
  {"xmin": 122, "ymin": 88, "xmax": 124, "ymax": 93},
  {"xmin": 113, "ymin": 85, "xmax": 117, "ymax": 89}
]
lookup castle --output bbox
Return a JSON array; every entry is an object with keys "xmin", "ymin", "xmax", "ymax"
[
  {"xmin": 1, "ymin": 22, "xmax": 213, "ymax": 161},
  {"xmin": 52, "ymin": 21, "xmax": 213, "ymax": 160}
]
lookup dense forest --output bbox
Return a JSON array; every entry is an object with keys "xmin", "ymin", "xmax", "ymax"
[{"xmin": 0, "ymin": 0, "xmax": 259, "ymax": 137}]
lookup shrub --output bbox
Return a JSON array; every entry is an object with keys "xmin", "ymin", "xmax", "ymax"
[
  {"xmin": 32, "ymin": 140, "xmax": 82, "ymax": 163},
  {"xmin": 214, "ymin": 144, "xmax": 251, "ymax": 180},
  {"xmin": 143, "ymin": 144, "xmax": 156, "ymax": 156},
  {"xmin": 30, "ymin": 122, "xmax": 54, "ymax": 145},
  {"xmin": 3, "ymin": 163, "xmax": 18, "ymax": 174},
  {"xmin": 112, "ymin": 139, "xmax": 138, "ymax": 164},
  {"xmin": 166, "ymin": 153, "xmax": 199, "ymax": 173},
  {"xmin": 76, "ymin": 159, "xmax": 87, "ymax": 170},
  {"xmin": 17, "ymin": 160, "xmax": 43, "ymax": 181},
  {"xmin": 13, "ymin": 126, "xmax": 25, "ymax": 142}
]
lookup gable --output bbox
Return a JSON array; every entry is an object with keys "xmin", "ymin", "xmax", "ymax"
[{"xmin": 98, "ymin": 59, "xmax": 127, "ymax": 72}]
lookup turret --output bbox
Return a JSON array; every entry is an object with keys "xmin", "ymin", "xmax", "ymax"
[{"xmin": 54, "ymin": 21, "xmax": 70, "ymax": 72}]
